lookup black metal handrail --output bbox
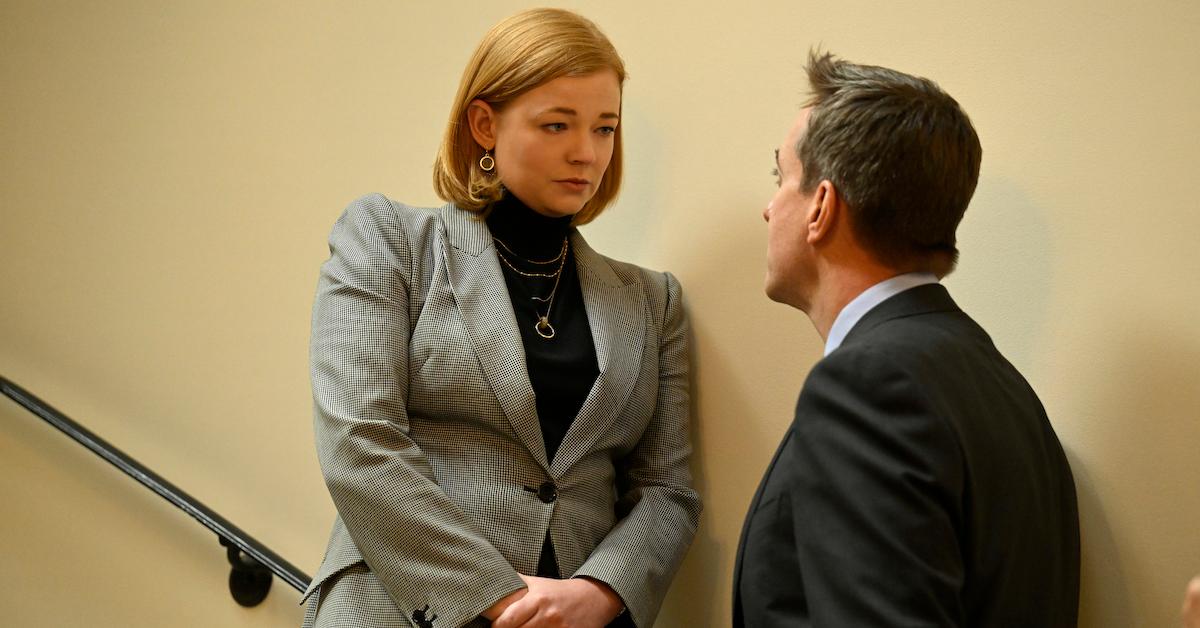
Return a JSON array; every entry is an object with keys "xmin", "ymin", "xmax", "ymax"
[{"xmin": 1, "ymin": 375, "xmax": 311, "ymax": 606}]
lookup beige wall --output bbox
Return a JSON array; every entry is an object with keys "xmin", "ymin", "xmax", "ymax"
[{"xmin": 2, "ymin": 1, "xmax": 1198, "ymax": 626}]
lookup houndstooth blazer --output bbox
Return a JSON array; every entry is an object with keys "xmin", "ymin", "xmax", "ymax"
[{"xmin": 304, "ymin": 194, "xmax": 701, "ymax": 628}]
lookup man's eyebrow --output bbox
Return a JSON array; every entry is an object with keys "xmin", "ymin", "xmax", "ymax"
[
  {"xmin": 775, "ymin": 148, "xmax": 781, "ymax": 170},
  {"xmin": 538, "ymin": 106, "xmax": 620, "ymax": 120}
]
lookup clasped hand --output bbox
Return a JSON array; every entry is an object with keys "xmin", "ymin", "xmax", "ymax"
[{"xmin": 488, "ymin": 574, "xmax": 623, "ymax": 628}]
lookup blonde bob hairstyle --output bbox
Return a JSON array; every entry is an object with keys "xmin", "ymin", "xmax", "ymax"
[{"xmin": 432, "ymin": 8, "xmax": 626, "ymax": 226}]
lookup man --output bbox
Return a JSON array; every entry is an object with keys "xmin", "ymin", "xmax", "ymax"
[{"xmin": 733, "ymin": 52, "xmax": 1080, "ymax": 627}]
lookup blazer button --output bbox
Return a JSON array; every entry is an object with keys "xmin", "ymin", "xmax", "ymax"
[{"xmin": 536, "ymin": 481, "xmax": 558, "ymax": 504}]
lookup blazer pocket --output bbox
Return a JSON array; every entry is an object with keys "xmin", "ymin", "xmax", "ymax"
[
  {"xmin": 302, "ymin": 557, "xmax": 365, "ymax": 604},
  {"xmin": 303, "ymin": 522, "xmax": 367, "ymax": 603}
]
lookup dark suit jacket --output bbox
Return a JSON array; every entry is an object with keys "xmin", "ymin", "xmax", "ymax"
[{"xmin": 733, "ymin": 284, "xmax": 1079, "ymax": 627}]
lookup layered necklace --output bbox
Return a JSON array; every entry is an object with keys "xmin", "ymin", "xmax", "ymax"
[{"xmin": 494, "ymin": 235, "xmax": 570, "ymax": 339}]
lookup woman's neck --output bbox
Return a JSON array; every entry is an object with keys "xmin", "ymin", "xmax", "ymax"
[{"xmin": 486, "ymin": 193, "xmax": 573, "ymax": 260}]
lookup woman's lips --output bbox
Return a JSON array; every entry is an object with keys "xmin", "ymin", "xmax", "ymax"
[{"xmin": 556, "ymin": 178, "xmax": 589, "ymax": 192}]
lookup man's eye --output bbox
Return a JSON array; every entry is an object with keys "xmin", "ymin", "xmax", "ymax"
[{"xmin": 771, "ymin": 168, "xmax": 781, "ymax": 186}]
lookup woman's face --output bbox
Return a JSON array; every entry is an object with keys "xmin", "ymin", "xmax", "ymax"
[{"xmin": 483, "ymin": 70, "xmax": 621, "ymax": 218}]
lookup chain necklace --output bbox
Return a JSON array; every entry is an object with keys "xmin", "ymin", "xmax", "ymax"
[
  {"xmin": 493, "ymin": 236, "xmax": 568, "ymax": 278},
  {"xmin": 494, "ymin": 235, "xmax": 566, "ymax": 266},
  {"xmin": 493, "ymin": 236, "xmax": 569, "ymax": 339}
]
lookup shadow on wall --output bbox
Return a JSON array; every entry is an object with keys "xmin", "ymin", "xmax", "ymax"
[
  {"xmin": 948, "ymin": 178, "xmax": 1055, "ymax": 373},
  {"xmin": 655, "ymin": 315, "xmax": 724, "ymax": 628},
  {"xmin": 0, "ymin": 395, "xmax": 305, "ymax": 624},
  {"xmin": 1068, "ymin": 444, "xmax": 1135, "ymax": 627},
  {"xmin": 1073, "ymin": 329, "xmax": 1200, "ymax": 628},
  {"xmin": 653, "ymin": 185, "xmax": 818, "ymax": 627}
]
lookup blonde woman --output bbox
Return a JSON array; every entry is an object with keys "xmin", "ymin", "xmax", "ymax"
[{"xmin": 303, "ymin": 9, "xmax": 700, "ymax": 628}]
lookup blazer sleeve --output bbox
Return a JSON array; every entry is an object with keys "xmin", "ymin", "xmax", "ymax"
[
  {"xmin": 573, "ymin": 271, "xmax": 702, "ymax": 627},
  {"xmin": 781, "ymin": 346, "xmax": 966, "ymax": 626},
  {"xmin": 310, "ymin": 194, "xmax": 524, "ymax": 627}
]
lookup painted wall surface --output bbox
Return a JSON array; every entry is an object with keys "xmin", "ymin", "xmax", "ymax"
[{"xmin": 2, "ymin": 2, "xmax": 1198, "ymax": 626}]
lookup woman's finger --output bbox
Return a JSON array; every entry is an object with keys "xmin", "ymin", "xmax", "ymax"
[{"xmin": 493, "ymin": 594, "xmax": 539, "ymax": 628}]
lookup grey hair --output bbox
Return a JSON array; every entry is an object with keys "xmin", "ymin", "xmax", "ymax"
[{"xmin": 799, "ymin": 50, "xmax": 982, "ymax": 276}]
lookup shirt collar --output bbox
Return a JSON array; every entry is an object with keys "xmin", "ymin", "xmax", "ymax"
[{"xmin": 824, "ymin": 272, "xmax": 940, "ymax": 356}]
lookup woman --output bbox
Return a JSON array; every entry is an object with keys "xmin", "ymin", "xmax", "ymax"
[{"xmin": 303, "ymin": 9, "xmax": 700, "ymax": 628}]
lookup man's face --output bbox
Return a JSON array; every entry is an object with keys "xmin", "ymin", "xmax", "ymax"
[{"xmin": 763, "ymin": 108, "xmax": 819, "ymax": 310}]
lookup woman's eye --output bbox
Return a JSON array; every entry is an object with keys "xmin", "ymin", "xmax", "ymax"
[
  {"xmin": 596, "ymin": 126, "xmax": 616, "ymax": 136},
  {"xmin": 771, "ymin": 168, "xmax": 781, "ymax": 187},
  {"xmin": 544, "ymin": 123, "xmax": 567, "ymax": 132}
]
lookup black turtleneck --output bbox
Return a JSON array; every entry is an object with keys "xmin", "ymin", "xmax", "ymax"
[
  {"xmin": 485, "ymin": 194, "xmax": 599, "ymax": 465},
  {"xmin": 487, "ymin": 194, "xmax": 600, "ymax": 581}
]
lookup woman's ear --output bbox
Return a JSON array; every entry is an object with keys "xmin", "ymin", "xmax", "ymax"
[{"xmin": 466, "ymin": 99, "xmax": 498, "ymax": 150}]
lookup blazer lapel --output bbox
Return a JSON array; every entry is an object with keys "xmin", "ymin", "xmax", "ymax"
[
  {"xmin": 550, "ymin": 232, "xmax": 645, "ymax": 477},
  {"xmin": 439, "ymin": 205, "xmax": 550, "ymax": 472}
]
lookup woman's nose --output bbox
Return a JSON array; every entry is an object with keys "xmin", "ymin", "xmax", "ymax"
[{"xmin": 567, "ymin": 132, "xmax": 596, "ymax": 164}]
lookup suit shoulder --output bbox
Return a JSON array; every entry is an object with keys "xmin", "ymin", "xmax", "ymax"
[
  {"xmin": 597, "ymin": 254, "xmax": 680, "ymax": 297},
  {"xmin": 326, "ymin": 194, "xmax": 448, "ymax": 288},
  {"xmin": 610, "ymin": 254, "xmax": 685, "ymax": 311},
  {"xmin": 810, "ymin": 326, "xmax": 958, "ymax": 419},
  {"xmin": 819, "ymin": 311, "xmax": 1044, "ymax": 431},
  {"xmin": 587, "ymin": 250, "xmax": 686, "ymax": 334},
  {"xmin": 799, "ymin": 341, "xmax": 965, "ymax": 469},
  {"xmin": 340, "ymin": 193, "xmax": 443, "ymax": 238},
  {"xmin": 838, "ymin": 310, "xmax": 994, "ymax": 369},
  {"xmin": 811, "ymin": 339, "xmax": 912, "ymax": 391}
]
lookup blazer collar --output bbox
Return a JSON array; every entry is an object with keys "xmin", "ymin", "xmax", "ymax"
[
  {"xmin": 840, "ymin": 282, "xmax": 961, "ymax": 348},
  {"xmin": 441, "ymin": 203, "xmax": 493, "ymax": 255},
  {"xmin": 439, "ymin": 204, "xmax": 644, "ymax": 476},
  {"xmin": 440, "ymin": 204, "xmax": 546, "ymax": 467}
]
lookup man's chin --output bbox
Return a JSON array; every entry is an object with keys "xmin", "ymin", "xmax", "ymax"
[
  {"xmin": 765, "ymin": 280, "xmax": 807, "ymax": 312},
  {"xmin": 763, "ymin": 280, "xmax": 788, "ymax": 305}
]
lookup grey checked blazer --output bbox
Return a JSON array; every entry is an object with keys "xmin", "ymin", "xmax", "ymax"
[{"xmin": 303, "ymin": 194, "xmax": 701, "ymax": 628}]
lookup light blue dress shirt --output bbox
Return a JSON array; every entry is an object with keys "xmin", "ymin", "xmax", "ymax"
[{"xmin": 824, "ymin": 272, "xmax": 940, "ymax": 356}]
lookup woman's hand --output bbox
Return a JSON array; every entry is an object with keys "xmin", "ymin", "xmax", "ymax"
[
  {"xmin": 483, "ymin": 587, "xmax": 528, "ymax": 622},
  {"xmin": 491, "ymin": 575, "xmax": 624, "ymax": 628},
  {"xmin": 1184, "ymin": 576, "xmax": 1200, "ymax": 628}
]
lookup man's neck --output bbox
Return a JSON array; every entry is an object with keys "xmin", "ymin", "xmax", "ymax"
[{"xmin": 807, "ymin": 264, "xmax": 900, "ymax": 342}]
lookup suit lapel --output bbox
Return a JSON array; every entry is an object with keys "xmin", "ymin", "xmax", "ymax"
[
  {"xmin": 550, "ymin": 232, "xmax": 645, "ymax": 477},
  {"xmin": 439, "ymin": 205, "xmax": 550, "ymax": 472},
  {"xmin": 732, "ymin": 427, "xmax": 795, "ymax": 625}
]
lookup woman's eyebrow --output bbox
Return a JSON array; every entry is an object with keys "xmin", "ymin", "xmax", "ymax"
[{"xmin": 537, "ymin": 106, "xmax": 620, "ymax": 120}]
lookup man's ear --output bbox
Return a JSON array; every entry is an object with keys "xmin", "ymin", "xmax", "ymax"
[
  {"xmin": 805, "ymin": 180, "xmax": 840, "ymax": 244},
  {"xmin": 466, "ymin": 99, "xmax": 498, "ymax": 150}
]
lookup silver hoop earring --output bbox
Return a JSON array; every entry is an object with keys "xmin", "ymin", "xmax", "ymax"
[{"xmin": 479, "ymin": 149, "xmax": 495, "ymax": 172}]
